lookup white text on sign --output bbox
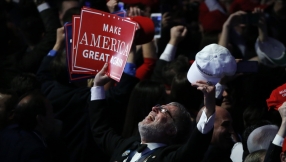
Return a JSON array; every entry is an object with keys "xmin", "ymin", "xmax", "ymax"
[{"xmin": 103, "ymin": 24, "xmax": 121, "ymax": 35}]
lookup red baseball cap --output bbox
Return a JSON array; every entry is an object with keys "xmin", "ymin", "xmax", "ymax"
[
  {"xmin": 130, "ymin": 16, "xmax": 154, "ymax": 45},
  {"xmin": 266, "ymin": 83, "xmax": 286, "ymax": 111}
]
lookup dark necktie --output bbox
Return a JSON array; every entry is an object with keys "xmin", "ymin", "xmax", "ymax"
[
  {"xmin": 121, "ymin": 143, "xmax": 148, "ymax": 162},
  {"xmin": 136, "ymin": 144, "xmax": 147, "ymax": 153}
]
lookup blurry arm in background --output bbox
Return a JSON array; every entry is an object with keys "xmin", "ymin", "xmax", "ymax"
[
  {"xmin": 151, "ymin": 25, "xmax": 187, "ymax": 82},
  {"xmin": 136, "ymin": 40, "xmax": 158, "ymax": 80},
  {"xmin": 36, "ymin": 27, "xmax": 64, "ymax": 83},
  {"xmin": 160, "ymin": 25, "xmax": 188, "ymax": 61},
  {"xmin": 218, "ymin": 10, "xmax": 246, "ymax": 48},
  {"xmin": 254, "ymin": 8, "xmax": 268, "ymax": 43},
  {"xmin": 125, "ymin": 6, "xmax": 158, "ymax": 80},
  {"xmin": 106, "ymin": 0, "xmax": 118, "ymax": 13}
]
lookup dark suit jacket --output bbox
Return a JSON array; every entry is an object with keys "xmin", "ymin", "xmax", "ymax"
[
  {"xmin": 0, "ymin": 125, "xmax": 49, "ymax": 162},
  {"xmin": 202, "ymin": 145, "xmax": 232, "ymax": 162},
  {"xmin": 37, "ymin": 55, "xmax": 139, "ymax": 162},
  {"xmin": 89, "ymin": 99, "xmax": 213, "ymax": 162},
  {"xmin": 264, "ymin": 143, "xmax": 282, "ymax": 162}
]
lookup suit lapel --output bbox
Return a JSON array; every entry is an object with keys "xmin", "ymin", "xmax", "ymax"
[{"xmin": 114, "ymin": 140, "xmax": 140, "ymax": 162}]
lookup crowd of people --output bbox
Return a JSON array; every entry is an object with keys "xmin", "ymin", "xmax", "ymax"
[{"xmin": 1, "ymin": 0, "xmax": 286, "ymax": 161}]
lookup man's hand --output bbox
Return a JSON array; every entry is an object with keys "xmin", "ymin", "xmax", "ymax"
[
  {"xmin": 53, "ymin": 27, "xmax": 65, "ymax": 51},
  {"xmin": 161, "ymin": 12, "xmax": 171, "ymax": 28},
  {"xmin": 277, "ymin": 102, "xmax": 286, "ymax": 138},
  {"xmin": 223, "ymin": 10, "xmax": 247, "ymax": 28},
  {"xmin": 107, "ymin": 0, "xmax": 118, "ymax": 13},
  {"xmin": 93, "ymin": 63, "xmax": 111, "ymax": 87},
  {"xmin": 192, "ymin": 80, "xmax": 216, "ymax": 117},
  {"xmin": 169, "ymin": 25, "xmax": 188, "ymax": 46},
  {"xmin": 253, "ymin": 7, "xmax": 268, "ymax": 42},
  {"xmin": 278, "ymin": 102, "xmax": 286, "ymax": 122},
  {"xmin": 128, "ymin": 7, "xmax": 144, "ymax": 17}
]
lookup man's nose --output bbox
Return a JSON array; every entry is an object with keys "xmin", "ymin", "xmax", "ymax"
[{"xmin": 152, "ymin": 105, "xmax": 160, "ymax": 113}]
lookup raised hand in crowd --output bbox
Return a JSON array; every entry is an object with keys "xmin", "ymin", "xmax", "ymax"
[
  {"xmin": 277, "ymin": 102, "xmax": 286, "ymax": 138},
  {"xmin": 224, "ymin": 10, "xmax": 246, "ymax": 28},
  {"xmin": 161, "ymin": 12, "xmax": 171, "ymax": 28},
  {"xmin": 219, "ymin": 10, "xmax": 246, "ymax": 48},
  {"xmin": 52, "ymin": 27, "xmax": 65, "ymax": 51},
  {"xmin": 106, "ymin": 0, "xmax": 118, "ymax": 13},
  {"xmin": 278, "ymin": 102, "xmax": 286, "ymax": 162},
  {"xmin": 169, "ymin": 25, "xmax": 188, "ymax": 46},
  {"xmin": 93, "ymin": 63, "xmax": 111, "ymax": 87},
  {"xmin": 252, "ymin": 7, "xmax": 268, "ymax": 42},
  {"xmin": 128, "ymin": 6, "xmax": 144, "ymax": 17},
  {"xmin": 192, "ymin": 80, "xmax": 216, "ymax": 118}
]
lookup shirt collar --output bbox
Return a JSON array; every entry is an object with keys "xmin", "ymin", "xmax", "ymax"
[{"xmin": 140, "ymin": 142, "xmax": 166, "ymax": 154}]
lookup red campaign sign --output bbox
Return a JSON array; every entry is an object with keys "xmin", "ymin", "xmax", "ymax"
[
  {"xmin": 64, "ymin": 22, "xmax": 94, "ymax": 81},
  {"xmin": 74, "ymin": 8, "xmax": 137, "ymax": 81},
  {"xmin": 72, "ymin": 15, "xmax": 95, "ymax": 74}
]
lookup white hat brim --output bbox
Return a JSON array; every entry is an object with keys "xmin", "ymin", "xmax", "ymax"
[{"xmin": 187, "ymin": 61, "xmax": 220, "ymax": 85}]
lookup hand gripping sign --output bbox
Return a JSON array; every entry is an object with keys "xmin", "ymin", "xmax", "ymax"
[{"xmin": 73, "ymin": 7, "xmax": 137, "ymax": 82}]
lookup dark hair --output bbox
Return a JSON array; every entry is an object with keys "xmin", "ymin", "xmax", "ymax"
[
  {"xmin": 11, "ymin": 73, "xmax": 41, "ymax": 98},
  {"xmin": 122, "ymin": 80, "xmax": 167, "ymax": 138},
  {"xmin": 244, "ymin": 149, "xmax": 266, "ymax": 162},
  {"xmin": 0, "ymin": 89, "xmax": 19, "ymax": 113},
  {"xmin": 267, "ymin": 108, "xmax": 282, "ymax": 127},
  {"xmin": 162, "ymin": 55, "xmax": 190, "ymax": 87},
  {"xmin": 19, "ymin": 15, "xmax": 45, "ymax": 46},
  {"xmin": 200, "ymin": 32, "xmax": 219, "ymax": 50},
  {"xmin": 0, "ymin": 89, "xmax": 18, "ymax": 129},
  {"xmin": 14, "ymin": 90, "xmax": 46, "ymax": 130},
  {"xmin": 170, "ymin": 72, "xmax": 203, "ymax": 116},
  {"xmin": 242, "ymin": 120, "xmax": 272, "ymax": 160},
  {"xmin": 62, "ymin": 7, "xmax": 81, "ymax": 23},
  {"xmin": 168, "ymin": 102, "xmax": 192, "ymax": 144},
  {"xmin": 243, "ymin": 103, "xmax": 268, "ymax": 129}
]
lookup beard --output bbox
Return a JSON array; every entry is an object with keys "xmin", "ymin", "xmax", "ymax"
[{"xmin": 138, "ymin": 121, "xmax": 167, "ymax": 142}]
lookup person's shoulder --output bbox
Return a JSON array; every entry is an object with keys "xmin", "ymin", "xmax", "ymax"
[
  {"xmin": 0, "ymin": 127, "xmax": 45, "ymax": 147},
  {"xmin": 0, "ymin": 127, "xmax": 48, "ymax": 161}
]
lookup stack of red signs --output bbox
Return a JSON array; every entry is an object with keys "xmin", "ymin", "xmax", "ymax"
[{"xmin": 65, "ymin": 7, "xmax": 137, "ymax": 82}]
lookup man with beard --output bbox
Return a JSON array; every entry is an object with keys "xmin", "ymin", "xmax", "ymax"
[
  {"xmin": 197, "ymin": 106, "xmax": 234, "ymax": 162},
  {"xmin": 88, "ymin": 63, "xmax": 216, "ymax": 162}
]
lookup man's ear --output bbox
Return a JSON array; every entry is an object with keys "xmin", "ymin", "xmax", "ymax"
[{"xmin": 280, "ymin": 152, "xmax": 286, "ymax": 162}]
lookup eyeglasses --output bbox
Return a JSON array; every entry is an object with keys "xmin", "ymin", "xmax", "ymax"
[
  {"xmin": 154, "ymin": 104, "xmax": 175, "ymax": 122},
  {"xmin": 154, "ymin": 104, "xmax": 178, "ymax": 134}
]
